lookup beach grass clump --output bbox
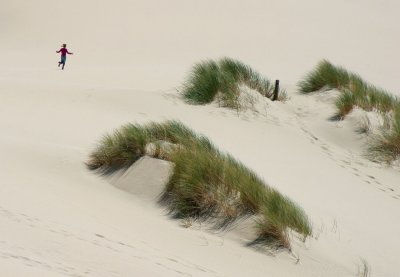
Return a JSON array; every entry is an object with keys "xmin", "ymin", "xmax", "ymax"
[
  {"xmin": 182, "ymin": 58, "xmax": 282, "ymax": 108},
  {"xmin": 255, "ymin": 191, "xmax": 312, "ymax": 247},
  {"xmin": 299, "ymin": 60, "xmax": 399, "ymax": 116},
  {"xmin": 364, "ymin": 87, "xmax": 397, "ymax": 113},
  {"xmin": 369, "ymin": 130, "xmax": 400, "ymax": 162},
  {"xmin": 182, "ymin": 61, "xmax": 221, "ymax": 104},
  {"xmin": 86, "ymin": 125, "xmax": 149, "ymax": 171},
  {"xmin": 88, "ymin": 121, "xmax": 312, "ymax": 248},
  {"xmin": 368, "ymin": 107, "xmax": 400, "ymax": 162},
  {"xmin": 300, "ymin": 60, "xmax": 400, "ymax": 162},
  {"xmin": 335, "ymin": 89, "xmax": 357, "ymax": 119},
  {"xmin": 298, "ymin": 60, "xmax": 353, "ymax": 93}
]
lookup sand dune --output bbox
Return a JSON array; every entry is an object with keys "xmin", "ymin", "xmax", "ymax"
[{"xmin": 1, "ymin": 0, "xmax": 400, "ymax": 276}]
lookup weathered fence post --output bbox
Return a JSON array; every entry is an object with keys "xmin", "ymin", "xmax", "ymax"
[{"xmin": 272, "ymin": 80, "xmax": 279, "ymax": 101}]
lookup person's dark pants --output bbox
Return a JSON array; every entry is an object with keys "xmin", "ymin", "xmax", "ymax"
[{"xmin": 59, "ymin": 55, "xmax": 67, "ymax": 70}]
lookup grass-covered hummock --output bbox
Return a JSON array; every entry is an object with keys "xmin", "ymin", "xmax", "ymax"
[
  {"xmin": 298, "ymin": 60, "xmax": 353, "ymax": 93},
  {"xmin": 368, "ymin": 106, "xmax": 400, "ymax": 162},
  {"xmin": 88, "ymin": 121, "xmax": 312, "ymax": 249},
  {"xmin": 299, "ymin": 60, "xmax": 400, "ymax": 162},
  {"xmin": 182, "ymin": 57, "xmax": 286, "ymax": 109},
  {"xmin": 299, "ymin": 60, "xmax": 398, "ymax": 117}
]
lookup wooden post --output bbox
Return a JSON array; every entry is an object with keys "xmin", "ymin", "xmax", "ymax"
[{"xmin": 272, "ymin": 80, "xmax": 279, "ymax": 101}]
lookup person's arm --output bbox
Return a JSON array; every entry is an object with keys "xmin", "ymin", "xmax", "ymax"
[
  {"xmin": 67, "ymin": 50, "xmax": 74, "ymax": 55},
  {"xmin": 56, "ymin": 49, "xmax": 61, "ymax": 53}
]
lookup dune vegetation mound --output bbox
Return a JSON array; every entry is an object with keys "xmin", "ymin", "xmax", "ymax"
[
  {"xmin": 88, "ymin": 121, "xmax": 311, "ymax": 249},
  {"xmin": 182, "ymin": 58, "xmax": 286, "ymax": 109},
  {"xmin": 299, "ymin": 60, "xmax": 400, "ymax": 162}
]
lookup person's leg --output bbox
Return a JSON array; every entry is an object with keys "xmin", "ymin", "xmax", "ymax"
[{"xmin": 60, "ymin": 56, "xmax": 66, "ymax": 70}]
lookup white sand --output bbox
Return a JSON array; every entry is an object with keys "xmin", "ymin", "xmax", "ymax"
[
  {"xmin": 1, "ymin": 0, "xmax": 400, "ymax": 276},
  {"xmin": 110, "ymin": 156, "xmax": 173, "ymax": 200}
]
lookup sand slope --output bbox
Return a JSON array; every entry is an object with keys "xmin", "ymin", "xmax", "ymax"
[{"xmin": 1, "ymin": 1, "xmax": 400, "ymax": 276}]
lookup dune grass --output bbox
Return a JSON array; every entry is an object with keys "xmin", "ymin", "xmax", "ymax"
[
  {"xmin": 299, "ymin": 60, "xmax": 399, "ymax": 117},
  {"xmin": 88, "ymin": 121, "xmax": 312, "ymax": 249},
  {"xmin": 182, "ymin": 61, "xmax": 221, "ymax": 105},
  {"xmin": 299, "ymin": 60, "xmax": 400, "ymax": 162},
  {"xmin": 182, "ymin": 57, "xmax": 285, "ymax": 109},
  {"xmin": 299, "ymin": 60, "xmax": 351, "ymax": 93},
  {"xmin": 368, "ymin": 106, "xmax": 400, "ymax": 162}
]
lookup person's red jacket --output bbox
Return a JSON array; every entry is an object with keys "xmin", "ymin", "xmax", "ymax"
[{"xmin": 57, "ymin": 48, "xmax": 73, "ymax": 56}]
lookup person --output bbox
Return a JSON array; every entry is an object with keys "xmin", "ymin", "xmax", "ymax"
[{"xmin": 56, "ymin": 44, "xmax": 73, "ymax": 70}]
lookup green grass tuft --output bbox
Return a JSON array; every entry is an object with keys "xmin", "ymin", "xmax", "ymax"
[
  {"xmin": 298, "ymin": 60, "xmax": 351, "ymax": 93},
  {"xmin": 335, "ymin": 89, "xmax": 356, "ymax": 118},
  {"xmin": 368, "ymin": 106, "xmax": 400, "ymax": 162},
  {"xmin": 299, "ymin": 60, "xmax": 400, "ymax": 162},
  {"xmin": 299, "ymin": 60, "xmax": 398, "ymax": 115},
  {"xmin": 88, "ymin": 121, "xmax": 312, "ymax": 248},
  {"xmin": 255, "ymin": 191, "xmax": 312, "ymax": 248},
  {"xmin": 182, "ymin": 61, "xmax": 221, "ymax": 104},
  {"xmin": 182, "ymin": 58, "xmax": 280, "ymax": 108}
]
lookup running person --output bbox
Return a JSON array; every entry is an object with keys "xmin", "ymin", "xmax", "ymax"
[{"xmin": 56, "ymin": 44, "xmax": 73, "ymax": 70}]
